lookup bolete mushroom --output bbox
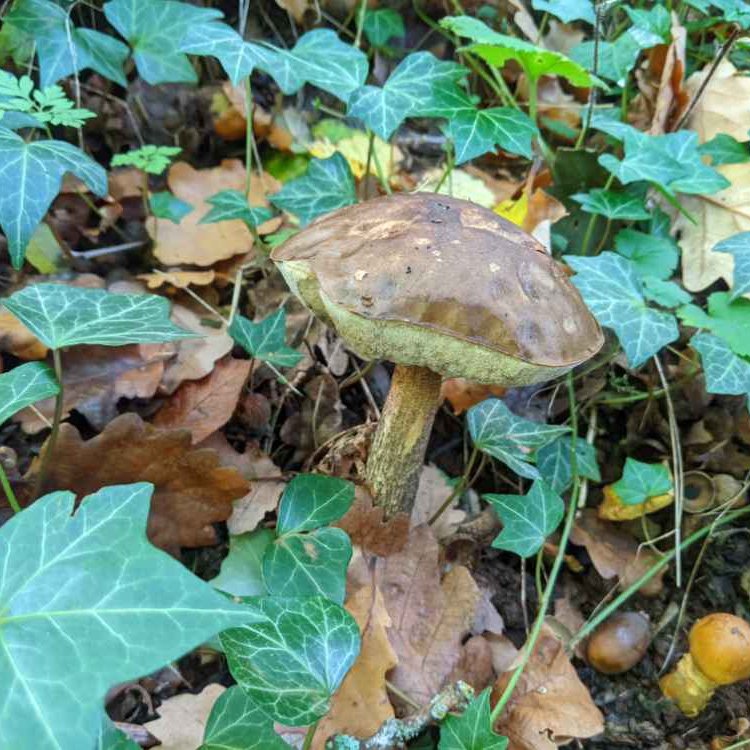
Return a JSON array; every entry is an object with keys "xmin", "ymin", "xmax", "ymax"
[
  {"xmin": 660, "ymin": 613, "xmax": 750, "ymax": 716},
  {"xmin": 271, "ymin": 193, "xmax": 603, "ymax": 516}
]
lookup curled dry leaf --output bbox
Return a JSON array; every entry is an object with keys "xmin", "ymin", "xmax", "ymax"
[
  {"xmin": 312, "ymin": 585, "xmax": 398, "ymax": 749},
  {"xmin": 411, "ymin": 464, "xmax": 467, "ymax": 541},
  {"xmin": 152, "ymin": 356, "xmax": 251, "ymax": 444},
  {"xmin": 492, "ymin": 626, "xmax": 605, "ymax": 750},
  {"xmin": 442, "ymin": 378, "xmax": 506, "ymax": 415},
  {"xmin": 137, "ymin": 270, "xmax": 216, "ymax": 290},
  {"xmin": 26, "ymin": 413, "xmax": 249, "ymax": 553},
  {"xmin": 377, "ymin": 525, "xmax": 481, "ymax": 709}
]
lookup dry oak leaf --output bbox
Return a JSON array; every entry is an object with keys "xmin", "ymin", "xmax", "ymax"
[
  {"xmin": 137, "ymin": 270, "xmax": 216, "ymax": 290},
  {"xmin": 442, "ymin": 378, "xmax": 506, "ymax": 415},
  {"xmin": 312, "ymin": 585, "xmax": 398, "ymax": 749},
  {"xmin": 17, "ymin": 343, "xmax": 174, "ymax": 433},
  {"xmin": 411, "ymin": 464, "xmax": 467, "ymax": 541},
  {"xmin": 377, "ymin": 524, "xmax": 482, "ymax": 710},
  {"xmin": 152, "ymin": 356, "xmax": 251, "ymax": 444},
  {"xmin": 149, "ymin": 160, "xmax": 280, "ymax": 266},
  {"xmin": 491, "ymin": 626, "xmax": 604, "ymax": 750},
  {"xmin": 27, "ymin": 413, "xmax": 249, "ymax": 553}
]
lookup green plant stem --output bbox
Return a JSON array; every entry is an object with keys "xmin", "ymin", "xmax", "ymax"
[
  {"xmin": 369, "ymin": 132, "xmax": 392, "ymax": 195},
  {"xmin": 567, "ymin": 504, "xmax": 750, "ymax": 653},
  {"xmin": 303, "ymin": 721, "xmax": 319, "ymax": 750},
  {"xmin": 244, "ymin": 76, "xmax": 254, "ymax": 195},
  {"xmin": 580, "ymin": 174, "xmax": 615, "ymax": 256},
  {"xmin": 363, "ymin": 130, "xmax": 375, "ymax": 200},
  {"xmin": 433, "ymin": 143, "xmax": 455, "ymax": 194},
  {"xmin": 31, "ymin": 348, "xmax": 64, "ymax": 501},
  {"xmin": 724, "ymin": 740, "xmax": 750, "ymax": 750},
  {"xmin": 490, "ymin": 373, "xmax": 580, "ymax": 726},
  {"xmin": 428, "ymin": 445, "xmax": 479, "ymax": 526},
  {"xmin": 0, "ymin": 461, "xmax": 21, "ymax": 514},
  {"xmin": 354, "ymin": 0, "xmax": 367, "ymax": 47},
  {"xmin": 527, "ymin": 75, "xmax": 538, "ymax": 125}
]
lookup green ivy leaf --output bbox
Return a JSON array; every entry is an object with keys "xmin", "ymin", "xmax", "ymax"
[
  {"xmin": 348, "ymin": 52, "xmax": 467, "ymax": 141},
  {"xmin": 6, "ymin": 0, "xmax": 129, "ymax": 87},
  {"xmin": 3, "ymin": 283, "xmax": 195, "ymax": 349},
  {"xmin": 442, "ymin": 16, "xmax": 598, "ymax": 86},
  {"xmin": 714, "ymin": 232, "xmax": 750, "ymax": 300},
  {"xmin": 699, "ymin": 133, "xmax": 750, "ymax": 165},
  {"xmin": 0, "ymin": 483, "xmax": 259, "ymax": 750},
  {"xmin": 149, "ymin": 191, "xmax": 193, "ymax": 223},
  {"xmin": 228, "ymin": 309, "xmax": 302, "ymax": 368},
  {"xmin": 678, "ymin": 292, "xmax": 750, "ymax": 357},
  {"xmin": 111, "ymin": 145, "xmax": 181, "ymax": 175},
  {"xmin": 614, "ymin": 228, "xmax": 679, "ymax": 280},
  {"xmin": 641, "ymin": 277, "xmax": 692, "ymax": 308},
  {"xmin": 104, "ymin": 0, "xmax": 223, "ymax": 84},
  {"xmin": 486, "ymin": 481, "xmax": 565, "ymax": 557},
  {"xmin": 212, "ymin": 529, "xmax": 274, "ymax": 598},
  {"xmin": 565, "ymin": 252, "xmax": 679, "ymax": 368},
  {"xmin": 439, "ymin": 688, "xmax": 508, "ymax": 749},
  {"xmin": 363, "ymin": 9, "xmax": 406, "ymax": 47},
  {"xmin": 0, "ymin": 128, "xmax": 107, "ymax": 269},
  {"xmin": 269, "ymin": 154, "xmax": 356, "ymax": 225},
  {"xmin": 613, "ymin": 458, "xmax": 672, "ymax": 505},
  {"xmin": 467, "ymin": 398, "xmax": 569, "ymax": 480},
  {"xmin": 0, "ymin": 362, "xmax": 59, "ymax": 427},
  {"xmin": 98, "ymin": 717, "xmax": 140, "ymax": 750},
  {"xmin": 532, "ymin": 0, "xmax": 595, "ymax": 24},
  {"xmin": 691, "ymin": 332, "xmax": 750, "ymax": 403},
  {"xmin": 201, "ymin": 190, "xmax": 275, "ymax": 229},
  {"xmin": 221, "ymin": 596, "xmax": 360, "ymax": 725},
  {"xmin": 201, "ymin": 686, "xmax": 290, "ymax": 750},
  {"xmin": 536, "ymin": 436, "xmax": 600, "ymax": 493},
  {"xmin": 276, "ymin": 474, "xmax": 355, "ymax": 533},
  {"xmin": 624, "ymin": 5, "xmax": 672, "ymax": 39},
  {"xmin": 571, "ymin": 189, "xmax": 651, "ymax": 220}
]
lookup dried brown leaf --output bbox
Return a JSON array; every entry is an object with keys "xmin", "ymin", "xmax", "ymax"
[
  {"xmin": 138, "ymin": 270, "xmax": 216, "ymax": 290},
  {"xmin": 441, "ymin": 378, "xmax": 507, "ymax": 415},
  {"xmin": 411, "ymin": 465, "xmax": 466, "ymax": 541}
]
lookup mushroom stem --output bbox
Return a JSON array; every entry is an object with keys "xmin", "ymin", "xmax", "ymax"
[
  {"xmin": 659, "ymin": 653, "xmax": 718, "ymax": 717},
  {"xmin": 365, "ymin": 364, "xmax": 443, "ymax": 518}
]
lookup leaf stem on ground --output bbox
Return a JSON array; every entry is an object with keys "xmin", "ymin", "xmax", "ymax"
[
  {"xmin": 579, "ymin": 174, "xmax": 614, "ymax": 256},
  {"xmin": 32, "ymin": 348, "xmax": 65, "ymax": 502},
  {"xmin": 0, "ymin": 461, "xmax": 21, "ymax": 514},
  {"xmin": 302, "ymin": 720, "xmax": 319, "ymax": 750}
]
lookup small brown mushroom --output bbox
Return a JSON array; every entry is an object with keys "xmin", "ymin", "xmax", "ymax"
[
  {"xmin": 586, "ymin": 612, "xmax": 651, "ymax": 674},
  {"xmin": 271, "ymin": 194, "xmax": 603, "ymax": 516}
]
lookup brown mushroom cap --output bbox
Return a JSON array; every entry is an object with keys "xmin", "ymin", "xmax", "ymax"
[
  {"xmin": 271, "ymin": 193, "xmax": 603, "ymax": 385},
  {"xmin": 586, "ymin": 612, "xmax": 651, "ymax": 674},
  {"xmin": 690, "ymin": 613, "xmax": 750, "ymax": 685}
]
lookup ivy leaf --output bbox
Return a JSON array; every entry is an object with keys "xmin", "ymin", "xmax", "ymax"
[
  {"xmin": 263, "ymin": 475, "xmax": 355, "ymax": 603},
  {"xmin": 614, "ymin": 228, "xmax": 679, "ymax": 280},
  {"xmin": 149, "ymin": 191, "xmax": 193, "ymax": 223},
  {"xmin": 201, "ymin": 190, "xmax": 275, "ymax": 229},
  {"xmin": 269, "ymin": 154, "xmax": 356, "ymax": 225},
  {"xmin": 104, "ymin": 0, "xmax": 223, "ymax": 84},
  {"xmin": 565, "ymin": 253, "xmax": 679, "ymax": 368},
  {"xmin": 347, "ymin": 52, "xmax": 467, "ymax": 141},
  {"xmin": 2, "ymin": 283, "xmax": 195, "ymax": 349},
  {"xmin": 221, "ymin": 596, "xmax": 361, "ymax": 726},
  {"xmin": 441, "ymin": 16, "xmax": 598, "ymax": 86},
  {"xmin": 714, "ymin": 232, "xmax": 750, "ymax": 300},
  {"xmin": 439, "ymin": 688, "xmax": 508, "ymax": 750},
  {"xmin": 467, "ymin": 398, "xmax": 569, "ymax": 480},
  {"xmin": 363, "ymin": 9, "xmax": 406, "ymax": 47},
  {"xmin": 699, "ymin": 133, "xmax": 750, "ymax": 165},
  {"xmin": 0, "ymin": 128, "xmax": 107, "ymax": 268},
  {"xmin": 571, "ymin": 189, "xmax": 650, "ymax": 220},
  {"xmin": 0, "ymin": 483, "xmax": 259, "ymax": 750},
  {"xmin": 536, "ymin": 436, "xmax": 600, "ymax": 493},
  {"xmin": 624, "ymin": 5, "xmax": 672, "ymax": 39},
  {"xmin": 612, "ymin": 458, "xmax": 672, "ymax": 505},
  {"xmin": 531, "ymin": 0, "xmax": 595, "ymax": 24},
  {"xmin": 677, "ymin": 292, "xmax": 750, "ymax": 357},
  {"xmin": 0, "ymin": 362, "xmax": 59, "ymax": 427},
  {"xmin": 201, "ymin": 686, "xmax": 290, "ymax": 750},
  {"xmin": 485, "ymin": 481, "xmax": 565, "ymax": 557},
  {"xmin": 98, "ymin": 717, "xmax": 140, "ymax": 750},
  {"xmin": 229, "ymin": 309, "xmax": 302, "ymax": 368},
  {"xmin": 6, "ymin": 0, "xmax": 129, "ymax": 87},
  {"xmin": 641, "ymin": 278, "xmax": 692, "ymax": 308},
  {"xmin": 212, "ymin": 529, "xmax": 273, "ymax": 598},
  {"xmin": 691, "ymin": 332, "xmax": 750, "ymax": 403}
]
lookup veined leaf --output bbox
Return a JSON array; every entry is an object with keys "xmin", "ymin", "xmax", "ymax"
[
  {"xmin": 212, "ymin": 529, "xmax": 273, "ymax": 598},
  {"xmin": 0, "ymin": 483, "xmax": 259, "ymax": 750},
  {"xmin": 485, "ymin": 481, "xmax": 565, "ymax": 557},
  {"xmin": 6, "ymin": 0, "xmax": 128, "ymax": 87},
  {"xmin": 229, "ymin": 309, "xmax": 302, "ymax": 369},
  {"xmin": 536, "ymin": 436, "xmax": 600, "ymax": 494},
  {"xmin": 612, "ymin": 458, "xmax": 672, "ymax": 506},
  {"xmin": 201, "ymin": 190, "xmax": 275, "ymax": 229},
  {"xmin": 363, "ymin": 9, "xmax": 406, "ymax": 47},
  {"xmin": 699, "ymin": 133, "xmax": 750, "ymax": 166},
  {"xmin": 439, "ymin": 688, "xmax": 508, "ymax": 749},
  {"xmin": 571, "ymin": 189, "xmax": 650, "ymax": 220},
  {"xmin": 0, "ymin": 362, "xmax": 59, "ymax": 427},
  {"xmin": 532, "ymin": 0, "xmax": 595, "ymax": 23},
  {"xmin": 691, "ymin": 332, "xmax": 750, "ymax": 403},
  {"xmin": 565, "ymin": 253, "xmax": 679, "ymax": 368},
  {"xmin": 111, "ymin": 145, "xmax": 181, "ymax": 175},
  {"xmin": 276, "ymin": 474, "xmax": 355, "ymax": 534},
  {"xmin": 614, "ymin": 228, "xmax": 679, "ymax": 281},
  {"xmin": 221, "ymin": 596, "xmax": 361, "ymax": 726},
  {"xmin": 104, "ymin": 0, "xmax": 223, "ymax": 84},
  {"xmin": 678, "ymin": 292, "xmax": 750, "ymax": 357},
  {"xmin": 269, "ymin": 154, "xmax": 356, "ymax": 225},
  {"xmin": 2, "ymin": 283, "xmax": 195, "ymax": 349},
  {"xmin": 641, "ymin": 278, "xmax": 692, "ymax": 308},
  {"xmin": 714, "ymin": 231, "xmax": 750, "ymax": 300},
  {"xmin": 97, "ymin": 717, "xmax": 140, "ymax": 750},
  {"xmin": 467, "ymin": 398, "xmax": 569, "ymax": 480},
  {"xmin": 0, "ymin": 128, "xmax": 107, "ymax": 269}
]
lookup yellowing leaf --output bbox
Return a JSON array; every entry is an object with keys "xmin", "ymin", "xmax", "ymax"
[
  {"xmin": 495, "ymin": 192, "xmax": 529, "ymax": 226},
  {"xmin": 308, "ymin": 131, "xmax": 402, "ymax": 180},
  {"xmin": 597, "ymin": 482, "xmax": 673, "ymax": 521}
]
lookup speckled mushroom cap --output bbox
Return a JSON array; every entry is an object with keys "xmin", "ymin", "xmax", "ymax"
[{"xmin": 271, "ymin": 193, "xmax": 603, "ymax": 385}]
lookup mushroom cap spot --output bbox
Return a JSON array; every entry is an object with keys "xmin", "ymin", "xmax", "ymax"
[
  {"xmin": 690, "ymin": 613, "xmax": 750, "ymax": 685},
  {"xmin": 271, "ymin": 193, "xmax": 603, "ymax": 382}
]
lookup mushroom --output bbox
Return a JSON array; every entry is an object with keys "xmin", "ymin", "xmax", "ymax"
[
  {"xmin": 271, "ymin": 193, "xmax": 603, "ymax": 516},
  {"xmin": 660, "ymin": 613, "xmax": 750, "ymax": 716},
  {"xmin": 586, "ymin": 612, "xmax": 651, "ymax": 674}
]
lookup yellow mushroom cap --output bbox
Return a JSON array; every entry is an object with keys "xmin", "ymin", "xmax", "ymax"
[{"xmin": 690, "ymin": 613, "xmax": 750, "ymax": 685}]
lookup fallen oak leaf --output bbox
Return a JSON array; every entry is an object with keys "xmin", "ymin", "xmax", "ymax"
[{"xmin": 137, "ymin": 269, "xmax": 216, "ymax": 290}]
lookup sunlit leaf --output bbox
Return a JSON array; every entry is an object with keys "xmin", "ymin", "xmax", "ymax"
[
  {"xmin": 714, "ymin": 231, "xmax": 750, "ymax": 300},
  {"xmin": 0, "ymin": 362, "xmax": 59, "ymax": 427},
  {"xmin": 276, "ymin": 475, "xmax": 355, "ymax": 533},
  {"xmin": 228, "ymin": 309, "xmax": 302, "ymax": 368},
  {"xmin": 690, "ymin": 332, "xmax": 750, "ymax": 403},
  {"xmin": 624, "ymin": 5, "xmax": 671, "ymax": 39},
  {"xmin": 572, "ymin": 189, "xmax": 650, "ymax": 220},
  {"xmin": 536, "ymin": 436, "xmax": 600, "ymax": 493},
  {"xmin": 612, "ymin": 458, "xmax": 672, "ymax": 506},
  {"xmin": 439, "ymin": 688, "xmax": 508, "ymax": 749},
  {"xmin": 678, "ymin": 292, "xmax": 750, "ymax": 357}
]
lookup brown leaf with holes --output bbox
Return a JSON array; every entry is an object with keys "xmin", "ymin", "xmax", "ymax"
[
  {"xmin": 25, "ymin": 413, "xmax": 249, "ymax": 553},
  {"xmin": 377, "ymin": 525, "xmax": 481, "ymax": 709},
  {"xmin": 312, "ymin": 585, "xmax": 397, "ymax": 748},
  {"xmin": 492, "ymin": 626, "xmax": 604, "ymax": 750},
  {"xmin": 335, "ymin": 486, "xmax": 409, "ymax": 556},
  {"xmin": 152, "ymin": 356, "xmax": 250, "ymax": 444}
]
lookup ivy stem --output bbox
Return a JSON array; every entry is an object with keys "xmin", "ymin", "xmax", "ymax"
[
  {"xmin": 302, "ymin": 721, "xmax": 319, "ymax": 750},
  {"xmin": 363, "ymin": 130, "xmax": 375, "ymax": 201},
  {"xmin": 0, "ymin": 461, "xmax": 21, "ymax": 514},
  {"xmin": 580, "ymin": 174, "xmax": 614, "ymax": 256},
  {"xmin": 354, "ymin": 0, "xmax": 367, "ymax": 47},
  {"xmin": 244, "ymin": 76, "xmax": 254, "ymax": 196},
  {"xmin": 490, "ymin": 373, "xmax": 580, "ymax": 726},
  {"xmin": 32, "ymin": 348, "xmax": 64, "ymax": 501},
  {"xmin": 527, "ymin": 75, "xmax": 538, "ymax": 125},
  {"xmin": 433, "ymin": 142, "xmax": 455, "ymax": 194}
]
